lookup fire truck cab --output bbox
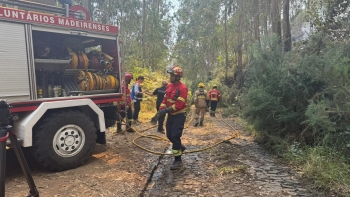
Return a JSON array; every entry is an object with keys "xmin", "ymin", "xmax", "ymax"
[{"xmin": 0, "ymin": 1, "xmax": 124, "ymax": 171}]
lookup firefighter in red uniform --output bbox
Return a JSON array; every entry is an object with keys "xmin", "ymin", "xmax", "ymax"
[
  {"xmin": 208, "ymin": 84, "xmax": 221, "ymax": 117},
  {"xmin": 116, "ymin": 72, "xmax": 134, "ymax": 134},
  {"xmin": 151, "ymin": 66, "xmax": 188, "ymax": 170}
]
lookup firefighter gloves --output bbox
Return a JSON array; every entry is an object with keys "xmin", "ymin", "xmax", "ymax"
[
  {"xmin": 151, "ymin": 113, "xmax": 160, "ymax": 125},
  {"xmin": 158, "ymin": 108, "xmax": 168, "ymax": 115},
  {"xmin": 151, "ymin": 107, "xmax": 173, "ymax": 125}
]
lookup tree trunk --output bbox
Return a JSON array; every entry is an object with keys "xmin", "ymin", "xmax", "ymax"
[
  {"xmin": 82, "ymin": 0, "xmax": 88, "ymax": 8},
  {"xmin": 158, "ymin": 0, "xmax": 160, "ymax": 14},
  {"xmin": 235, "ymin": 0, "xmax": 244, "ymax": 89},
  {"xmin": 264, "ymin": 0, "xmax": 270, "ymax": 36},
  {"xmin": 224, "ymin": 0, "xmax": 229, "ymax": 80},
  {"xmin": 238, "ymin": 10, "xmax": 243, "ymax": 69},
  {"xmin": 120, "ymin": 0, "xmax": 124, "ymax": 33},
  {"xmin": 253, "ymin": 0, "xmax": 260, "ymax": 44},
  {"xmin": 271, "ymin": 0, "xmax": 281, "ymax": 42},
  {"xmin": 142, "ymin": 0, "xmax": 146, "ymax": 68},
  {"xmin": 283, "ymin": 0, "xmax": 291, "ymax": 51}
]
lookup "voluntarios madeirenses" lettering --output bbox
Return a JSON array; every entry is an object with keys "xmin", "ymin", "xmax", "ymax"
[{"xmin": 0, "ymin": 8, "xmax": 113, "ymax": 33}]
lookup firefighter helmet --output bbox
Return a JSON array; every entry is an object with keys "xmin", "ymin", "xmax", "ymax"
[
  {"xmin": 125, "ymin": 72, "xmax": 133, "ymax": 80},
  {"xmin": 198, "ymin": 82, "xmax": 205, "ymax": 88},
  {"xmin": 213, "ymin": 84, "xmax": 217, "ymax": 88},
  {"xmin": 167, "ymin": 66, "xmax": 183, "ymax": 77}
]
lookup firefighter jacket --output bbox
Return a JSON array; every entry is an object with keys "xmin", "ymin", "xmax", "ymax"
[
  {"xmin": 159, "ymin": 81, "xmax": 188, "ymax": 115},
  {"xmin": 208, "ymin": 89, "xmax": 221, "ymax": 102},
  {"xmin": 194, "ymin": 88, "xmax": 208, "ymax": 108},
  {"xmin": 119, "ymin": 81, "xmax": 132, "ymax": 108}
]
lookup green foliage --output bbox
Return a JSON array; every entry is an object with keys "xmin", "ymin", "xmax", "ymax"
[
  {"xmin": 304, "ymin": 0, "xmax": 350, "ymax": 41},
  {"xmin": 286, "ymin": 146, "xmax": 350, "ymax": 195},
  {"xmin": 243, "ymin": 35, "xmax": 305, "ymax": 138},
  {"xmin": 242, "ymin": 32, "xmax": 350, "ymax": 159},
  {"xmin": 130, "ymin": 67, "xmax": 166, "ymax": 115},
  {"xmin": 174, "ymin": 0, "xmax": 223, "ymax": 82}
]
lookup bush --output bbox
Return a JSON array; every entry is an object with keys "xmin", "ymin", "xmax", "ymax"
[
  {"xmin": 286, "ymin": 145, "xmax": 350, "ymax": 195},
  {"xmin": 242, "ymin": 33, "xmax": 350, "ymax": 158}
]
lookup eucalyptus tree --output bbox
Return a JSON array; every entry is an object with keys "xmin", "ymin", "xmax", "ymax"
[
  {"xmin": 174, "ymin": 0, "xmax": 221, "ymax": 88},
  {"xmin": 283, "ymin": 0, "xmax": 291, "ymax": 51}
]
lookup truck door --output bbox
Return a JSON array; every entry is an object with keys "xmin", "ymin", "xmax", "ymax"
[{"xmin": 0, "ymin": 22, "xmax": 31, "ymax": 102}]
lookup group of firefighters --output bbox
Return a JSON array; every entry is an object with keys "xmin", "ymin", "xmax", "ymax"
[
  {"xmin": 193, "ymin": 83, "xmax": 221, "ymax": 127},
  {"xmin": 116, "ymin": 66, "xmax": 221, "ymax": 170}
]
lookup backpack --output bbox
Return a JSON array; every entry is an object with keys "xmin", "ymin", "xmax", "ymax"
[
  {"xmin": 130, "ymin": 83, "xmax": 143, "ymax": 101},
  {"xmin": 130, "ymin": 84, "xmax": 135, "ymax": 100},
  {"xmin": 195, "ymin": 90, "xmax": 207, "ymax": 108}
]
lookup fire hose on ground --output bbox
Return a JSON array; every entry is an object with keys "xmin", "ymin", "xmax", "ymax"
[{"xmin": 118, "ymin": 110, "xmax": 238, "ymax": 155}]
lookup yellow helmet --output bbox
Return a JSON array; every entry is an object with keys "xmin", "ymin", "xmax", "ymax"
[
  {"xmin": 198, "ymin": 82, "xmax": 204, "ymax": 88},
  {"xmin": 213, "ymin": 84, "xmax": 217, "ymax": 88}
]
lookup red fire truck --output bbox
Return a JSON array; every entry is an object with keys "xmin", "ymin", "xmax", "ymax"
[{"xmin": 0, "ymin": 1, "xmax": 125, "ymax": 171}]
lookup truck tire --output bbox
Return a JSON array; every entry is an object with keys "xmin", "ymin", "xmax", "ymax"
[{"xmin": 31, "ymin": 110, "xmax": 96, "ymax": 171}]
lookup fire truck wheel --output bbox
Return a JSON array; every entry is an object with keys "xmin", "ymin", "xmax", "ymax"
[{"xmin": 31, "ymin": 110, "xmax": 97, "ymax": 171}]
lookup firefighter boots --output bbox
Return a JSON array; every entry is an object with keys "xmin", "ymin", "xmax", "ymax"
[
  {"xmin": 157, "ymin": 129, "xmax": 165, "ymax": 134},
  {"xmin": 126, "ymin": 125, "xmax": 134, "ymax": 133},
  {"xmin": 194, "ymin": 118, "xmax": 199, "ymax": 127},
  {"xmin": 170, "ymin": 160, "xmax": 183, "ymax": 170},
  {"xmin": 199, "ymin": 121, "xmax": 203, "ymax": 126}
]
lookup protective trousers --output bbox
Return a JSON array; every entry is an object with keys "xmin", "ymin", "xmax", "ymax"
[
  {"xmin": 195, "ymin": 107, "xmax": 206, "ymax": 122},
  {"xmin": 133, "ymin": 101, "xmax": 141, "ymax": 121},
  {"xmin": 117, "ymin": 107, "xmax": 133, "ymax": 130},
  {"xmin": 210, "ymin": 101, "xmax": 218, "ymax": 114},
  {"xmin": 166, "ymin": 113, "xmax": 186, "ymax": 151}
]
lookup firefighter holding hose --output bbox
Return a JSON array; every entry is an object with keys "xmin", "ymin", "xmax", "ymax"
[{"xmin": 151, "ymin": 66, "xmax": 187, "ymax": 170}]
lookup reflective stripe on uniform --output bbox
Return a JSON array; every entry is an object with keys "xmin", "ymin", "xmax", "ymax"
[
  {"xmin": 167, "ymin": 99, "xmax": 176, "ymax": 103},
  {"xmin": 172, "ymin": 149, "xmax": 182, "ymax": 156},
  {"xmin": 178, "ymin": 97, "xmax": 186, "ymax": 102},
  {"xmin": 170, "ymin": 108, "xmax": 186, "ymax": 115},
  {"xmin": 160, "ymin": 103, "xmax": 166, "ymax": 107},
  {"xmin": 171, "ymin": 105, "xmax": 176, "ymax": 111}
]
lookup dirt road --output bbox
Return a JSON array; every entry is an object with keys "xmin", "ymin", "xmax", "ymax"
[{"xmin": 4, "ymin": 112, "xmax": 322, "ymax": 197}]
